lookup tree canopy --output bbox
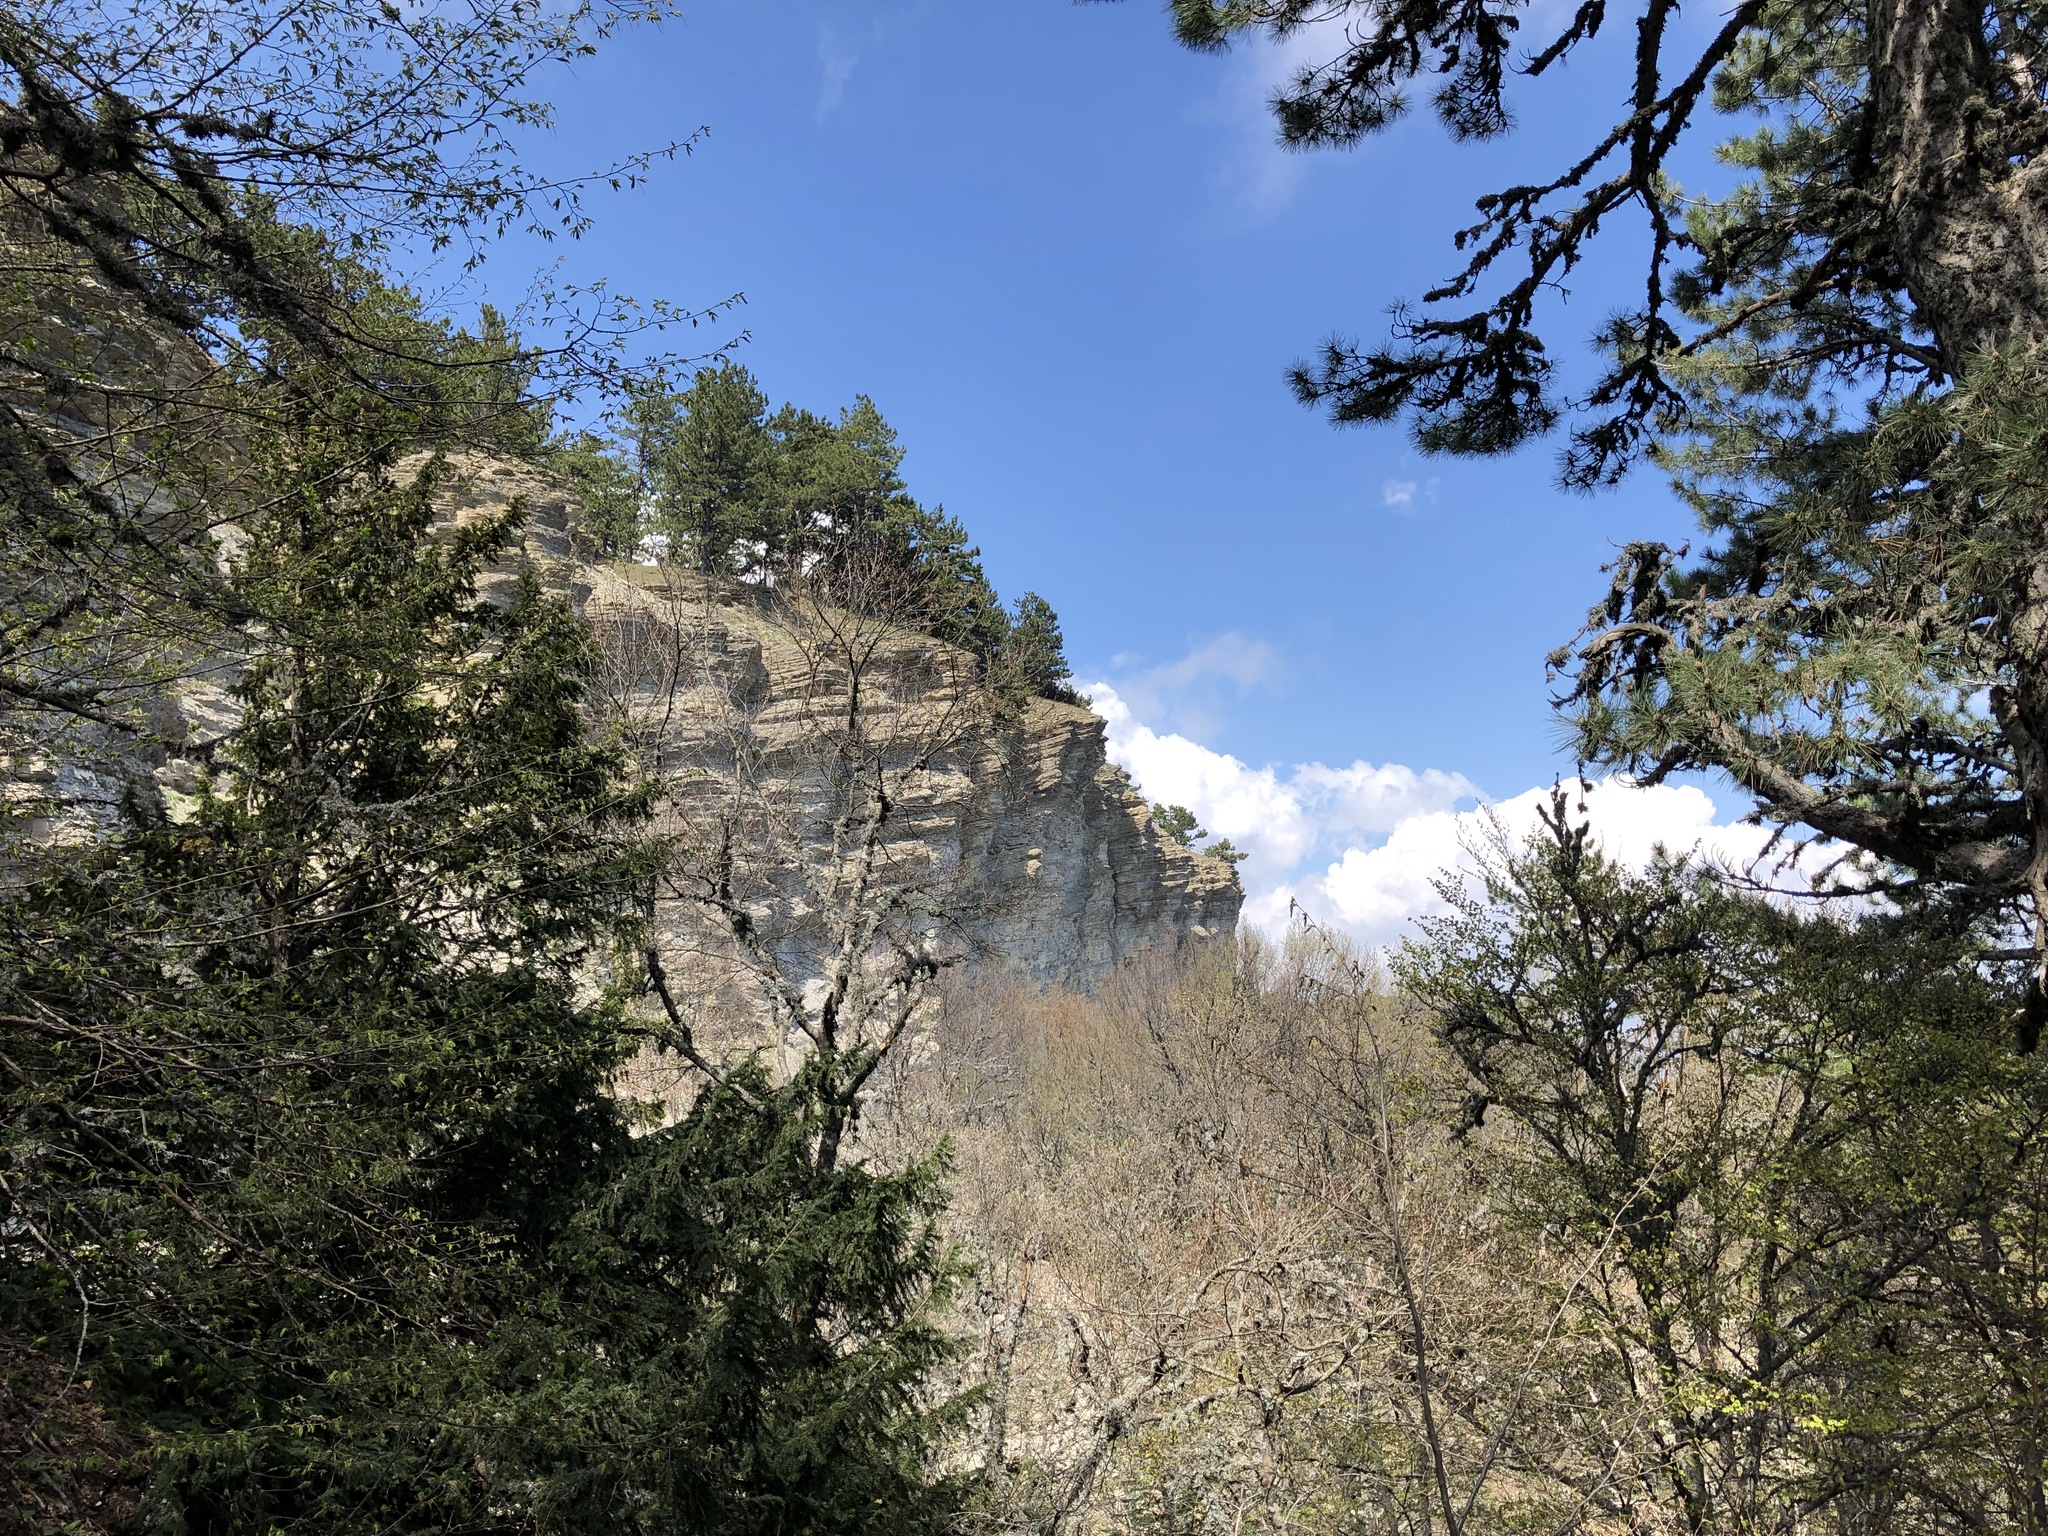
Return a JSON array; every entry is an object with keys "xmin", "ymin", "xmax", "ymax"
[
  {"xmin": 1168, "ymin": 1, "xmax": 2048, "ymax": 1020},
  {"xmin": 1392, "ymin": 798, "xmax": 2048, "ymax": 1532},
  {"xmin": 564, "ymin": 370, "xmax": 1084, "ymax": 705}
]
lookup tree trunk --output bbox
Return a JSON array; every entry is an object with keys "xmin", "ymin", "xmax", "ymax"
[{"xmin": 1870, "ymin": 0, "xmax": 2048, "ymax": 369}]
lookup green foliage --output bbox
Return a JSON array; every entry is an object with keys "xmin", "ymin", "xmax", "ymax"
[
  {"xmin": 0, "ymin": 430, "xmax": 964, "ymax": 1531},
  {"xmin": 552, "ymin": 430, "xmax": 646, "ymax": 559},
  {"xmin": 1148, "ymin": 804, "xmax": 1244, "ymax": 866},
  {"xmin": 3, "ymin": 4, "xmax": 971, "ymax": 1526},
  {"xmin": 999, "ymin": 593, "xmax": 1083, "ymax": 706},
  {"xmin": 1160, "ymin": 5, "xmax": 2048, "ymax": 991},
  {"xmin": 1398, "ymin": 796, "xmax": 2048, "ymax": 1531},
  {"xmin": 340, "ymin": 282, "xmax": 558, "ymax": 458},
  {"xmin": 639, "ymin": 362, "xmax": 776, "ymax": 575},
  {"xmin": 1551, "ymin": 344, "xmax": 2048, "ymax": 977},
  {"xmin": 464, "ymin": 1057, "xmax": 967, "ymax": 1536},
  {"xmin": 572, "ymin": 380, "xmax": 1081, "ymax": 701},
  {"xmin": 1152, "ymin": 803, "xmax": 1205, "ymax": 847},
  {"xmin": 1159, "ymin": 6, "xmax": 2039, "ymax": 483}
]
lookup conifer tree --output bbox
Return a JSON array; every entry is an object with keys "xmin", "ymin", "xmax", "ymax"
[
  {"xmin": 552, "ymin": 429, "xmax": 646, "ymax": 559},
  {"xmin": 643, "ymin": 363, "xmax": 775, "ymax": 576},
  {"xmin": 1152, "ymin": 804, "xmax": 1205, "ymax": 847},
  {"xmin": 1161, "ymin": 3, "xmax": 2046, "ymax": 478},
  {"xmin": 0, "ymin": 423, "xmax": 964, "ymax": 1531},
  {"xmin": 3, "ymin": 5, "xmax": 967, "ymax": 1525},
  {"xmin": 1001, "ymin": 592, "xmax": 1082, "ymax": 705},
  {"xmin": 1160, "ymin": 2, "xmax": 2048, "ymax": 1008}
]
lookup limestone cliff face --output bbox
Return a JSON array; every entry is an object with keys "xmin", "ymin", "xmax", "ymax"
[
  {"xmin": 429, "ymin": 454, "xmax": 1242, "ymax": 991},
  {"xmin": 951, "ymin": 698, "xmax": 1241, "ymax": 983},
  {"xmin": 16, "ymin": 448, "xmax": 1228, "ymax": 999},
  {"xmin": 14, "ymin": 452, "xmax": 1238, "ymax": 990}
]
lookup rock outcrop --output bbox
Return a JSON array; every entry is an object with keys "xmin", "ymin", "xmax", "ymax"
[
  {"xmin": 411, "ymin": 454, "xmax": 1241, "ymax": 991},
  {"xmin": 948, "ymin": 697, "xmax": 1242, "ymax": 983},
  {"xmin": 14, "ymin": 452, "xmax": 1240, "ymax": 993}
]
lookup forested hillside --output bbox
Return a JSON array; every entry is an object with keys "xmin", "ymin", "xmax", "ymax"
[
  {"xmin": 7, "ymin": 1, "xmax": 2048, "ymax": 1534},
  {"xmin": 551, "ymin": 364, "xmax": 1084, "ymax": 706},
  {"xmin": 0, "ymin": 3, "xmax": 972, "ymax": 1529}
]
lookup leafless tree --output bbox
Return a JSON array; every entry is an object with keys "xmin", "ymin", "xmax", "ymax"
[
  {"xmin": 589, "ymin": 544, "xmax": 999, "ymax": 1164},
  {"xmin": 857, "ymin": 932, "xmax": 1643, "ymax": 1536}
]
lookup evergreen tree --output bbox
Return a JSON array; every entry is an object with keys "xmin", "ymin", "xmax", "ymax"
[
  {"xmin": 896, "ymin": 506, "xmax": 1010, "ymax": 662},
  {"xmin": 643, "ymin": 363, "xmax": 775, "ymax": 576},
  {"xmin": 1152, "ymin": 804, "xmax": 1205, "ymax": 847},
  {"xmin": 762, "ymin": 395, "xmax": 1016, "ymax": 664},
  {"xmin": 0, "ymin": 422, "xmax": 964, "ymax": 1531},
  {"xmin": 1158, "ymin": 3, "xmax": 2048, "ymax": 1009},
  {"xmin": 2, "ymin": 6, "xmax": 967, "ymax": 1525},
  {"xmin": 1159, "ymin": 3, "xmax": 2046, "ymax": 479},
  {"xmin": 552, "ymin": 430, "xmax": 645, "ymax": 560},
  {"xmin": 505, "ymin": 375, "xmax": 1082, "ymax": 708},
  {"xmin": 767, "ymin": 397, "xmax": 912, "ymax": 571},
  {"xmin": 1147, "ymin": 803, "xmax": 1245, "ymax": 865},
  {"xmin": 1000, "ymin": 592, "xmax": 1083, "ymax": 704}
]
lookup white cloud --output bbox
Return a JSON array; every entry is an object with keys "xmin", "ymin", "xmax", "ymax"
[
  {"xmin": 817, "ymin": 29, "xmax": 860, "ymax": 117},
  {"xmin": 1314, "ymin": 777, "xmax": 1800, "ymax": 948},
  {"xmin": 1380, "ymin": 475, "xmax": 1439, "ymax": 516},
  {"xmin": 1104, "ymin": 630, "xmax": 1289, "ymax": 742},
  {"xmin": 1200, "ymin": 21, "xmax": 1350, "ymax": 219},
  {"xmin": 1087, "ymin": 685, "xmax": 1821, "ymax": 955},
  {"xmin": 1086, "ymin": 682, "xmax": 1480, "ymax": 886}
]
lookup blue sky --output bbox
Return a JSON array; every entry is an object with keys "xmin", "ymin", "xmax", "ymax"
[{"xmin": 486, "ymin": 1, "xmax": 1767, "ymax": 941}]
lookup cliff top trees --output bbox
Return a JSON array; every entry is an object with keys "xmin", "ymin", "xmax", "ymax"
[
  {"xmin": 590, "ymin": 374, "xmax": 1084, "ymax": 704},
  {"xmin": 639, "ymin": 361, "xmax": 775, "ymax": 575},
  {"xmin": 999, "ymin": 592, "xmax": 1084, "ymax": 706}
]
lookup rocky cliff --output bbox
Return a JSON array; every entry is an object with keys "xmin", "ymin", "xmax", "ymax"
[
  {"xmin": 413, "ymin": 454, "xmax": 1242, "ymax": 993},
  {"xmin": 11, "ymin": 450, "xmax": 1238, "ymax": 997}
]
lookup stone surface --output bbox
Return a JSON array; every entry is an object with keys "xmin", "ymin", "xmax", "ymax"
[
  {"xmin": 16, "ymin": 450, "xmax": 1241, "ymax": 993},
  {"xmin": 951, "ymin": 694, "xmax": 1242, "ymax": 983},
  {"xmin": 416, "ymin": 451, "xmax": 1242, "ymax": 990}
]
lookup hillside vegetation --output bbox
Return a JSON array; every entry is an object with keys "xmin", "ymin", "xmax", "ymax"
[{"xmin": 6, "ymin": 2, "xmax": 2048, "ymax": 1534}]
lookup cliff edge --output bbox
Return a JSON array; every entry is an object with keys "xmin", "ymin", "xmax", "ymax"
[{"xmin": 428, "ymin": 453, "xmax": 1243, "ymax": 992}]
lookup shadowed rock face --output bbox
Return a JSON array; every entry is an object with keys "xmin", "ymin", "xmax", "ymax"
[{"xmin": 424, "ymin": 453, "xmax": 1242, "ymax": 990}]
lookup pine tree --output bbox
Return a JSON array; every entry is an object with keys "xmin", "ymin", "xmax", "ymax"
[
  {"xmin": 552, "ymin": 430, "xmax": 645, "ymax": 560},
  {"xmin": 1161, "ymin": 3, "xmax": 2047, "ymax": 479},
  {"xmin": 643, "ymin": 363, "xmax": 776, "ymax": 576},
  {"xmin": 1000, "ymin": 592, "xmax": 1082, "ymax": 705},
  {"xmin": 1152, "ymin": 804, "xmax": 1205, "ymax": 847},
  {"xmin": 1158, "ymin": 3, "xmax": 2048, "ymax": 1010}
]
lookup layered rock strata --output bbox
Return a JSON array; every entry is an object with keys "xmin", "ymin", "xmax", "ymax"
[
  {"xmin": 566, "ymin": 564, "xmax": 1242, "ymax": 996},
  {"xmin": 69, "ymin": 454, "xmax": 1240, "ymax": 995}
]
